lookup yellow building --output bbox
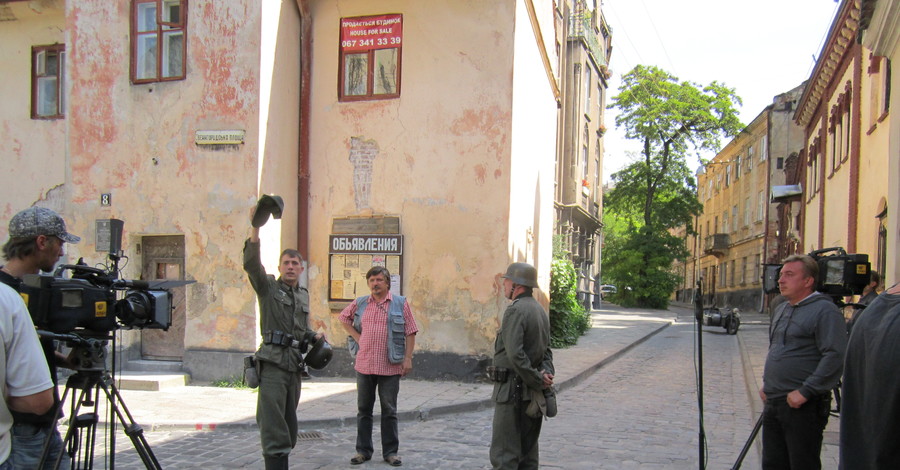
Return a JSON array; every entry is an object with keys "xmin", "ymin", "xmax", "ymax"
[
  {"xmin": 794, "ymin": 0, "xmax": 891, "ymax": 281},
  {"xmin": 0, "ymin": 0, "xmax": 569, "ymax": 381},
  {"xmin": 678, "ymin": 86, "xmax": 805, "ymax": 312}
]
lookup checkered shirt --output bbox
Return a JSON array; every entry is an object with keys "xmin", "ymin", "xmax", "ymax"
[{"xmin": 339, "ymin": 293, "xmax": 419, "ymax": 376}]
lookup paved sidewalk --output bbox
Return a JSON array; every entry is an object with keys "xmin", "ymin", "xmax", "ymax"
[{"xmin": 81, "ymin": 303, "xmax": 676, "ymax": 432}]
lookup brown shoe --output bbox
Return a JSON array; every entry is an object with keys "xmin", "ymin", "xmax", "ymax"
[{"xmin": 385, "ymin": 455, "xmax": 402, "ymax": 467}]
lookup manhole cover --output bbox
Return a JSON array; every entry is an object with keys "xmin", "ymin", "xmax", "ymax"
[{"xmin": 298, "ymin": 431, "xmax": 323, "ymax": 441}]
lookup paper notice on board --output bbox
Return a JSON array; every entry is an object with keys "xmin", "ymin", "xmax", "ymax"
[
  {"xmin": 390, "ymin": 274, "xmax": 401, "ymax": 296},
  {"xmin": 331, "ymin": 255, "xmax": 345, "ymax": 279},
  {"xmin": 345, "ymin": 255, "xmax": 359, "ymax": 269},
  {"xmin": 331, "ymin": 280, "xmax": 344, "ymax": 297},
  {"xmin": 342, "ymin": 281, "xmax": 356, "ymax": 299},
  {"xmin": 387, "ymin": 256, "xmax": 400, "ymax": 274}
]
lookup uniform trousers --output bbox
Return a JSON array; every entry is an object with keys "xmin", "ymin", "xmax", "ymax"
[
  {"xmin": 762, "ymin": 394, "xmax": 831, "ymax": 470},
  {"xmin": 257, "ymin": 361, "xmax": 301, "ymax": 458},
  {"xmin": 489, "ymin": 399, "xmax": 542, "ymax": 470}
]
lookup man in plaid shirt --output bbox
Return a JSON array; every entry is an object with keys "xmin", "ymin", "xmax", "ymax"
[{"xmin": 339, "ymin": 266, "xmax": 418, "ymax": 467}]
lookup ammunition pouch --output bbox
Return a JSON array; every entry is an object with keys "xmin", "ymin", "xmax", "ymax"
[
  {"xmin": 486, "ymin": 366, "xmax": 510, "ymax": 383},
  {"xmin": 263, "ymin": 330, "xmax": 301, "ymax": 349}
]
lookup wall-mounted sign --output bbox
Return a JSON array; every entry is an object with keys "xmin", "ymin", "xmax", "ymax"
[
  {"xmin": 340, "ymin": 14, "xmax": 402, "ymax": 52},
  {"xmin": 329, "ymin": 234, "xmax": 402, "ymax": 255},
  {"xmin": 329, "ymin": 234, "xmax": 403, "ymax": 301},
  {"xmin": 195, "ymin": 130, "xmax": 245, "ymax": 145}
]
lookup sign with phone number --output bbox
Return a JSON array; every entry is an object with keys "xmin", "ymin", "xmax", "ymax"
[{"xmin": 340, "ymin": 14, "xmax": 402, "ymax": 53}]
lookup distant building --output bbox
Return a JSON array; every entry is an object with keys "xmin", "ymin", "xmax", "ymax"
[
  {"xmin": 554, "ymin": 0, "xmax": 612, "ymax": 309},
  {"xmin": 677, "ymin": 85, "xmax": 806, "ymax": 313}
]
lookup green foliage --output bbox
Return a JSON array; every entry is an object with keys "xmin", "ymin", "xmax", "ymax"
[
  {"xmin": 212, "ymin": 375, "xmax": 252, "ymax": 390},
  {"xmin": 603, "ymin": 65, "xmax": 742, "ymax": 308},
  {"xmin": 549, "ymin": 237, "xmax": 591, "ymax": 348}
]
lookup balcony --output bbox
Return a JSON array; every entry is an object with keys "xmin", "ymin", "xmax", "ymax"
[
  {"xmin": 569, "ymin": 13, "xmax": 608, "ymax": 69},
  {"xmin": 704, "ymin": 233, "xmax": 730, "ymax": 257}
]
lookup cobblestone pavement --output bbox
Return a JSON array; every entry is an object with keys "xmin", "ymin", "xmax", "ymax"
[{"xmin": 104, "ymin": 317, "xmax": 760, "ymax": 469}]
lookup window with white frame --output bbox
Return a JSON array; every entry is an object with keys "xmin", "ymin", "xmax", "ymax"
[
  {"xmin": 757, "ymin": 190, "xmax": 765, "ymax": 222},
  {"xmin": 131, "ymin": 0, "xmax": 187, "ymax": 84},
  {"xmin": 32, "ymin": 44, "xmax": 66, "ymax": 119},
  {"xmin": 584, "ymin": 64, "xmax": 592, "ymax": 115},
  {"xmin": 759, "ymin": 135, "xmax": 768, "ymax": 161}
]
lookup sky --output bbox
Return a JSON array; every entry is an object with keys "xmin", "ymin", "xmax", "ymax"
[{"xmin": 601, "ymin": 0, "xmax": 842, "ymax": 183}]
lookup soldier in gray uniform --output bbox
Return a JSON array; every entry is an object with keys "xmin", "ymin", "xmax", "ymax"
[
  {"xmin": 243, "ymin": 198, "xmax": 322, "ymax": 470},
  {"xmin": 489, "ymin": 263, "xmax": 555, "ymax": 470}
]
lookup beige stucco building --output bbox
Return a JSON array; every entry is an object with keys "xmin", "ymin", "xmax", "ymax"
[{"xmin": 0, "ymin": 0, "xmax": 565, "ymax": 381}]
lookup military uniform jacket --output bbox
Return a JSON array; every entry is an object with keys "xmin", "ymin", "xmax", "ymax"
[
  {"xmin": 491, "ymin": 294, "xmax": 554, "ymax": 403},
  {"xmin": 243, "ymin": 239, "xmax": 316, "ymax": 372}
]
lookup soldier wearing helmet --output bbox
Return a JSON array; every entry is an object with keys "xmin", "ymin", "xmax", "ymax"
[{"xmin": 489, "ymin": 262, "xmax": 555, "ymax": 469}]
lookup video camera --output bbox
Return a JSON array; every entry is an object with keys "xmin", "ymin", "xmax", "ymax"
[
  {"xmin": 17, "ymin": 219, "xmax": 193, "ymax": 336},
  {"xmin": 762, "ymin": 247, "xmax": 871, "ymax": 297}
]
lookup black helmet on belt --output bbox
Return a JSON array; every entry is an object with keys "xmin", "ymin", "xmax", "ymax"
[
  {"xmin": 502, "ymin": 263, "xmax": 538, "ymax": 288},
  {"xmin": 305, "ymin": 337, "xmax": 333, "ymax": 370}
]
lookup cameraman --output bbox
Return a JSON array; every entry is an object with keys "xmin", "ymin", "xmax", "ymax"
[
  {"xmin": 1, "ymin": 282, "xmax": 55, "ymax": 470},
  {"xmin": 1, "ymin": 207, "xmax": 80, "ymax": 469},
  {"xmin": 758, "ymin": 254, "xmax": 847, "ymax": 470}
]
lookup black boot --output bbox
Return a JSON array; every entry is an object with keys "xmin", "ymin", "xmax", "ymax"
[{"xmin": 264, "ymin": 455, "xmax": 289, "ymax": 470}]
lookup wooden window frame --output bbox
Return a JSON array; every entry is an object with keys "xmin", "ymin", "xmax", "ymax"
[
  {"xmin": 31, "ymin": 44, "xmax": 66, "ymax": 120},
  {"xmin": 130, "ymin": 0, "xmax": 187, "ymax": 84}
]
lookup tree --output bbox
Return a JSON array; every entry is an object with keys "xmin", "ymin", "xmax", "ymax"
[{"xmin": 603, "ymin": 65, "xmax": 742, "ymax": 308}]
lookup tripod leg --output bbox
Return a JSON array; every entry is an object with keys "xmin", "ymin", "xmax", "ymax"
[
  {"xmin": 96, "ymin": 377, "xmax": 162, "ymax": 470},
  {"xmin": 731, "ymin": 414, "xmax": 763, "ymax": 470}
]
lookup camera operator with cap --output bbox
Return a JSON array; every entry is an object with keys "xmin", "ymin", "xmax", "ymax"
[
  {"xmin": 1, "ymin": 207, "xmax": 80, "ymax": 469},
  {"xmin": 489, "ymin": 262, "xmax": 554, "ymax": 470},
  {"xmin": 243, "ymin": 197, "xmax": 323, "ymax": 470},
  {"xmin": 0, "ymin": 282, "xmax": 55, "ymax": 470},
  {"xmin": 759, "ymin": 254, "xmax": 846, "ymax": 470}
]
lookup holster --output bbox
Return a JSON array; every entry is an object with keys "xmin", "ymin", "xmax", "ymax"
[{"xmin": 486, "ymin": 366, "xmax": 510, "ymax": 382}]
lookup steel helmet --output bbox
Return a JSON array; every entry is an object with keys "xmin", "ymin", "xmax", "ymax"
[
  {"xmin": 502, "ymin": 262, "xmax": 538, "ymax": 288},
  {"xmin": 305, "ymin": 337, "xmax": 333, "ymax": 370}
]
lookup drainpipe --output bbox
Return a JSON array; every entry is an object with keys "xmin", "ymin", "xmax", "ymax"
[{"xmin": 296, "ymin": 0, "xmax": 312, "ymax": 259}]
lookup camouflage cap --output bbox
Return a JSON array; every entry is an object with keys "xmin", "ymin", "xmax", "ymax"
[{"xmin": 9, "ymin": 207, "xmax": 81, "ymax": 244}]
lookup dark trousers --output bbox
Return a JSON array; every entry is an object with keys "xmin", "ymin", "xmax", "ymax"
[
  {"xmin": 257, "ymin": 361, "xmax": 301, "ymax": 458},
  {"xmin": 489, "ymin": 400, "xmax": 542, "ymax": 469},
  {"xmin": 762, "ymin": 394, "xmax": 831, "ymax": 469},
  {"xmin": 355, "ymin": 373, "xmax": 401, "ymax": 460}
]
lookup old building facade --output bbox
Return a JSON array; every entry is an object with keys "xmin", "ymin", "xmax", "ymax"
[
  {"xmin": 0, "ymin": 0, "xmax": 570, "ymax": 381},
  {"xmin": 554, "ymin": 0, "xmax": 611, "ymax": 308}
]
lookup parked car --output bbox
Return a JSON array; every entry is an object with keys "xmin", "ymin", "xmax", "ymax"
[{"xmin": 599, "ymin": 284, "xmax": 617, "ymax": 299}]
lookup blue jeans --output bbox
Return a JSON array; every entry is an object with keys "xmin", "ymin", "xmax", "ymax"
[
  {"xmin": 355, "ymin": 373, "xmax": 401, "ymax": 460},
  {"xmin": 10, "ymin": 422, "xmax": 66, "ymax": 470}
]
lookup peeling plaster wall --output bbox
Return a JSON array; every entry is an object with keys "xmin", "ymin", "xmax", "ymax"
[
  {"xmin": 0, "ymin": 1, "xmax": 67, "ymax": 229},
  {"xmin": 306, "ymin": 0, "xmax": 538, "ymax": 357},
  {"xmin": 56, "ymin": 1, "xmax": 291, "ymax": 375}
]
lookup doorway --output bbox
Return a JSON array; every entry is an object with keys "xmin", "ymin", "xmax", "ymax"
[{"xmin": 140, "ymin": 235, "xmax": 186, "ymax": 360}]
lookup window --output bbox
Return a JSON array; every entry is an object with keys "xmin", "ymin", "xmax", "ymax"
[
  {"xmin": 725, "ymin": 165, "xmax": 731, "ymax": 187},
  {"xmin": 744, "ymin": 198, "xmax": 751, "ymax": 227},
  {"xmin": 759, "ymin": 135, "xmax": 768, "ymax": 161},
  {"xmin": 32, "ymin": 44, "xmax": 66, "ymax": 119},
  {"xmin": 754, "ymin": 254, "xmax": 761, "ymax": 283},
  {"xmin": 732, "ymin": 205, "xmax": 738, "ymax": 232},
  {"xmin": 584, "ymin": 64, "xmax": 592, "ymax": 115},
  {"xmin": 735, "ymin": 155, "xmax": 742, "ymax": 178},
  {"xmin": 720, "ymin": 262, "xmax": 727, "ymax": 287},
  {"xmin": 131, "ymin": 0, "xmax": 187, "ymax": 83},
  {"xmin": 741, "ymin": 257, "xmax": 747, "ymax": 285},
  {"xmin": 339, "ymin": 14, "xmax": 402, "ymax": 102},
  {"xmin": 747, "ymin": 145, "xmax": 754, "ymax": 171},
  {"xmin": 757, "ymin": 190, "xmax": 765, "ymax": 222},
  {"xmin": 730, "ymin": 262, "xmax": 736, "ymax": 287}
]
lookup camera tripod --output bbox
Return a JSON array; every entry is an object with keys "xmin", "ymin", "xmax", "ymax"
[{"xmin": 38, "ymin": 334, "xmax": 161, "ymax": 469}]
